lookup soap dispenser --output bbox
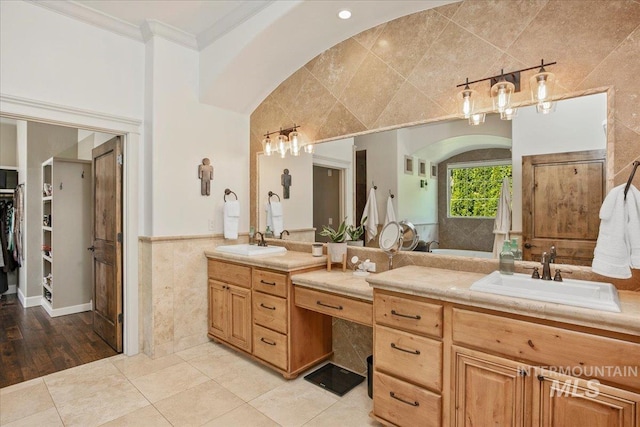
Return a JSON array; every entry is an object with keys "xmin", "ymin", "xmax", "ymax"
[{"xmin": 499, "ymin": 241, "xmax": 515, "ymax": 275}]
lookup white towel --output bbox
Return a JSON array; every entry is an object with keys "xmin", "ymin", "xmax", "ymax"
[
  {"xmin": 384, "ymin": 196, "xmax": 396, "ymax": 226},
  {"xmin": 223, "ymin": 201, "xmax": 240, "ymax": 239},
  {"xmin": 627, "ymin": 185, "xmax": 640, "ymax": 268},
  {"xmin": 268, "ymin": 201, "xmax": 284, "ymax": 236},
  {"xmin": 592, "ymin": 185, "xmax": 633, "ymax": 278},
  {"xmin": 492, "ymin": 178, "xmax": 511, "ymax": 258},
  {"xmin": 362, "ymin": 188, "xmax": 379, "ymax": 242}
]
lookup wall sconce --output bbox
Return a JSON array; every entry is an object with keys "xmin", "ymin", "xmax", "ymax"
[
  {"xmin": 469, "ymin": 113, "xmax": 486, "ymax": 126},
  {"xmin": 262, "ymin": 124, "xmax": 310, "ymax": 157},
  {"xmin": 456, "ymin": 59, "xmax": 556, "ymax": 124}
]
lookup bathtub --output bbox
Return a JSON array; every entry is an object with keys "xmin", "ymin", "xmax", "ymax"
[{"xmin": 430, "ymin": 248, "xmax": 494, "ymax": 259}]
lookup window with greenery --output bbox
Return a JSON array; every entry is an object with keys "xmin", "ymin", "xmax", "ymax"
[{"xmin": 448, "ymin": 161, "xmax": 512, "ymax": 218}]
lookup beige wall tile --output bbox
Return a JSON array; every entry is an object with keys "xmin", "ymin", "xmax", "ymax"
[
  {"xmin": 435, "ymin": 1, "xmax": 463, "ymax": 19},
  {"xmin": 315, "ymin": 101, "xmax": 366, "ymax": 141},
  {"xmin": 285, "ymin": 74, "xmax": 339, "ymax": 142},
  {"xmin": 352, "ymin": 23, "xmax": 387, "ymax": 50},
  {"xmin": 373, "ymin": 80, "xmax": 448, "ymax": 129}
]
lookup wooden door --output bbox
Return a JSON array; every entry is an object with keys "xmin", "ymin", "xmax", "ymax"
[
  {"xmin": 534, "ymin": 369, "xmax": 640, "ymax": 427},
  {"xmin": 91, "ymin": 136, "xmax": 123, "ymax": 352},
  {"xmin": 227, "ymin": 284, "xmax": 251, "ymax": 352},
  {"xmin": 522, "ymin": 150, "xmax": 606, "ymax": 265},
  {"xmin": 208, "ymin": 280, "xmax": 227, "ymax": 340},
  {"xmin": 453, "ymin": 347, "xmax": 530, "ymax": 427}
]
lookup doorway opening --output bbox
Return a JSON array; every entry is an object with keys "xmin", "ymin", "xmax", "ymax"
[{"xmin": 313, "ymin": 165, "xmax": 342, "ymax": 242}]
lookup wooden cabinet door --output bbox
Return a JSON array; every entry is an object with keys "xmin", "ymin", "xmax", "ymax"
[
  {"xmin": 522, "ymin": 149, "xmax": 606, "ymax": 265},
  {"xmin": 208, "ymin": 280, "xmax": 227, "ymax": 340},
  {"xmin": 227, "ymin": 284, "xmax": 252, "ymax": 352},
  {"xmin": 453, "ymin": 347, "xmax": 530, "ymax": 427},
  {"xmin": 534, "ymin": 369, "xmax": 640, "ymax": 427}
]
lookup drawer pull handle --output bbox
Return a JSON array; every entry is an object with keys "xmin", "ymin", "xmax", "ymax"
[
  {"xmin": 260, "ymin": 280, "xmax": 277, "ymax": 286},
  {"xmin": 390, "ymin": 391, "xmax": 419, "ymax": 407},
  {"xmin": 391, "ymin": 309, "xmax": 421, "ymax": 320},
  {"xmin": 317, "ymin": 301, "xmax": 343, "ymax": 310},
  {"xmin": 260, "ymin": 337, "xmax": 276, "ymax": 346},
  {"xmin": 390, "ymin": 342, "xmax": 420, "ymax": 355},
  {"xmin": 260, "ymin": 303, "xmax": 276, "ymax": 310}
]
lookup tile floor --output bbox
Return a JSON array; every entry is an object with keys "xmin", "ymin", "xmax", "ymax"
[{"xmin": 0, "ymin": 341, "xmax": 381, "ymax": 426}]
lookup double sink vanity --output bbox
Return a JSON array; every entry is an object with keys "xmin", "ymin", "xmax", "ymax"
[{"xmin": 205, "ymin": 245, "xmax": 640, "ymax": 427}]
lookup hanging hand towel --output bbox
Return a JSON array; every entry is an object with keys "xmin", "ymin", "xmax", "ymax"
[
  {"xmin": 592, "ymin": 185, "xmax": 631, "ymax": 278},
  {"xmin": 362, "ymin": 188, "xmax": 379, "ymax": 242},
  {"xmin": 627, "ymin": 185, "xmax": 640, "ymax": 268},
  {"xmin": 269, "ymin": 201, "xmax": 284, "ymax": 236},
  {"xmin": 223, "ymin": 200, "xmax": 240, "ymax": 239},
  {"xmin": 384, "ymin": 195, "xmax": 396, "ymax": 226},
  {"xmin": 492, "ymin": 177, "xmax": 511, "ymax": 258}
]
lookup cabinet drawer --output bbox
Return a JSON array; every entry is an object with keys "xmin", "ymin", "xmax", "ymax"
[
  {"xmin": 375, "ymin": 325, "xmax": 442, "ymax": 391},
  {"xmin": 295, "ymin": 286, "xmax": 372, "ymax": 326},
  {"xmin": 253, "ymin": 292, "xmax": 287, "ymax": 334},
  {"xmin": 253, "ymin": 324, "xmax": 287, "ymax": 370},
  {"xmin": 374, "ymin": 371, "xmax": 441, "ymax": 427},
  {"xmin": 208, "ymin": 259, "xmax": 251, "ymax": 288},
  {"xmin": 452, "ymin": 309, "xmax": 640, "ymax": 390},
  {"xmin": 375, "ymin": 291, "xmax": 442, "ymax": 338},
  {"xmin": 253, "ymin": 269, "xmax": 288, "ymax": 298}
]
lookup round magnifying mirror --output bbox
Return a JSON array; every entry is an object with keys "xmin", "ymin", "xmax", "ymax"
[
  {"xmin": 399, "ymin": 221, "xmax": 419, "ymax": 251},
  {"xmin": 379, "ymin": 222, "xmax": 402, "ymax": 252}
]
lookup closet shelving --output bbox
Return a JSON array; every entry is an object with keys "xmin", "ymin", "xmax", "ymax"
[{"xmin": 41, "ymin": 157, "xmax": 92, "ymax": 317}]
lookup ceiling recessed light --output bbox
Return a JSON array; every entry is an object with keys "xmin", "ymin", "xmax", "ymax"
[{"xmin": 338, "ymin": 9, "xmax": 352, "ymax": 20}]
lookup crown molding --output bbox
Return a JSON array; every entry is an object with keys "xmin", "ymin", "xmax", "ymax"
[
  {"xmin": 141, "ymin": 19, "xmax": 198, "ymax": 51},
  {"xmin": 197, "ymin": 0, "xmax": 273, "ymax": 49},
  {"xmin": 28, "ymin": 0, "xmax": 144, "ymax": 42}
]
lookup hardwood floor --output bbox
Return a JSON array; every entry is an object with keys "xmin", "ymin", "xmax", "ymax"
[{"xmin": 0, "ymin": 294, "xmax": 118, "ymax": 388}]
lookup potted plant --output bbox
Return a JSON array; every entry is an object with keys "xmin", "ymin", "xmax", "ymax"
[
  {"xmin": 346, "ymin": 216, "xmax": 367, "ymax": 246},
  {"xmin": 319, "ymin": 218, "xmax": 348, "ymax": 262}
]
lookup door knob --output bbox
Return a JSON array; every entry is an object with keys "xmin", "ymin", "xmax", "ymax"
[
  {"xmin": 87, "ymin": 246, "xmax": 95, "ymax": 252},
  {"xmin": 524, "ymin": 242, "xmax": 536, "ymax": 249}
]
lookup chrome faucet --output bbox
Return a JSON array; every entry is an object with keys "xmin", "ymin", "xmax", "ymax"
[
  {"xmin": 255, "ymin": 232, "xmax": 267, "ymax": 247},
  {"xmin": 541, "ymin": 251, "xmax": 552, "ymax": 281},
  {"xmin": 279, "ymin": 230, "xmax": 289, "ymax": 239},
  {"xmin": 549, "ymin": 245, "xmax": 557, "ymax": 264},
  {"xmin": 426, "ymin": 240, "xmax": 440, "ymax": 252}
]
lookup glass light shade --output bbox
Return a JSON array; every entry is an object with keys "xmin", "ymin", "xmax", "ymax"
[
  {"xmin": 530, "ymin": 71, "xmax": 556, "ymax": 104},
  {"xmin": 262, "ymin": 137, "xmax": 273, "ymax": 156},
  {"xmin": 303, "ymin": 143, "xmax": 314, "ymax": 154},
  {"xmin": 468, "ymin": 113, "xmax": 486, "ymax": 126},
  {"xmin": 276, "ymin": 134, "xmax": 289, "ymax": 156},
  {"xmin": 536, "ymin": 101, "xmax": 557, "ymax": 115},
  {"xmin": 490, "ymin": 80, "xmax": 515, "ymax": 114},
  {"xmin": 458, "ymin": 87, "xmax": 476, "ymax": 118},
  {"xmin": 289, "ymin": 130, "xmax": 300, "ymax": 156},
  {"xmin": 500, "ymin": 107, "xmax": 518, "ymax": 120}
]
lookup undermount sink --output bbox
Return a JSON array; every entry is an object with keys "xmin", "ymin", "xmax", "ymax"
[
  {"xmin": 470, "ymin": 271, "xmax": 621, "ymax": 313},
  {"xmin": 216, "ymin": 244, "xmax": 287, "ymax": 256}
]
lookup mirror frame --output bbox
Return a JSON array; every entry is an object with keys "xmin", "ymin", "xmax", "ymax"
[{"xmin": 253, "ymin": 86, "xmax": 614, "ymax": 251}]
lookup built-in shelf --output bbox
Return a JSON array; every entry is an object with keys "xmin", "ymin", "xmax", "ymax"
[
  {"xmin": 43, "ymin": 282, "xmax": 52, "ymax": 293},
  {"xmin": 42, "ymin": 254, "xmax": 53, "ymax": 263},
  {"xmin": 43, "ymin": 196, "xmax": 52, "ymax": 202},
  {"xmin": 0, "ymin": 189, "xmax": 14, "ymax": 194},
  {"xmin": 43, "ymin": 226, "xmax": 52, "ymax": 232}
]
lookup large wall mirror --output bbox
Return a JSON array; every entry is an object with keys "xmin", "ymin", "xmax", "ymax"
[{"xmin": 258, "ymin": 91, "xmax": 609, "ymax": 266}]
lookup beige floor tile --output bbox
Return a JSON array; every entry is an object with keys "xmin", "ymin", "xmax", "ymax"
[
  {"xmin": 202, "ymin": 403, "xmax": 280, "ymax": 427},
  {"xmin": 303, "ymin": 383, "xmax": 378, "ymax": 427},
  {"xmin": 112, "ymin": 352, "xmax": 183, "ymax": 380},
  {"xmin": 175, "ymin": 340, "xmax": 229, "ymax": 361},
  {"xmin": 0, "ymin": 380, "xmax": 54, "ymax": 425},
  {"xmin": 0, "ymin": 377, "xmax": 44, "ymax": 396},
  {"xmin": 99, "ymin": 404, "xmax": 172, "ymax": 427},
  {"xmin": 188, "ymin": 348, "xmax": 253, "ymax": 380},
  {"xmin": 250, "ymin": 378, "xmax": 338, "ymax": 427},
  {"xmin": 2, "ymin": 406, "xmax": 62, "ymax": 427},
  {"xmin": 210, "ymin": 358, "xmax": 286, "ymax": 401},
  {"xmin": 130, "ymin": 361, "xmax": 209, "ymax": 402},
  {"xmin": 45, "ymin": 370, "xmax": 130, "ymax": 405},
  {"xmin": 56, "ymin": 380, "xmax": 149, "ymax": 427},
  {"xmin": 154, "ymin": 380, "xmax": 244, "ymax": 426}
]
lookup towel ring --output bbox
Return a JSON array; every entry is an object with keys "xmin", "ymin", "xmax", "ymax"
[
  {"xmin": 224, "ymin": 188, "xmax": 238, "ymax": 202},
  {"xmin": 268, "ymin": 191, "xmax": 281, "ymax": 203},
  {"xmin": 389, "ymin": 190, "xmax": 395, "ymax": 199}
]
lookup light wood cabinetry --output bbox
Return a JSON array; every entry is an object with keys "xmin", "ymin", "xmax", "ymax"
[
  {"xmin": 294, "ymin": 286, "xmax": 372, "ymax": 326},
  {"xmin": 207, "ymin": 258, "xmax": 331, "ymax": 378},
  {"xmin": 41, "ymin": 157, "xmax": 92, "ymax": 317},
  {"xmin": 372, "ymin": 289, "xmax": 640, "ymax": 427}
]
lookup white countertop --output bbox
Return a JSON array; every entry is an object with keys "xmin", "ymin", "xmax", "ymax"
[
  {"xmin": 291, "ymin": 270, "xmax": 374, "ymax": 301},
  {"xmin": 366, "ymin": 265, "xmax": 640, "ymax": 337},
  {"xmin": 205, "ymin": 249, "xmax": 327, "ymax": 272}
]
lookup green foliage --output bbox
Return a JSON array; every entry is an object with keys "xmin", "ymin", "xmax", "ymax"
[
  {"xmin": 346, "ymin": 216, "xmax": 367, "ymax": 241},
  {"xmin": 449, "ymin": 164, "xmax": 512, "ymax": 217},
  {"xmin": 319, "ymin": 217, "xmax": 348, "ymax": 242}
]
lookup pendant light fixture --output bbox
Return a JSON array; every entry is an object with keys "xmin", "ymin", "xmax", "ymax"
[
  {"xmin": 262, "ymin": 125, "xmax": 308, "ymax": 158},
  {"xmin": 457, "ymin": 78, "xmax": 476, "ymax": 119},
  {"xmin": 468, "ymin": 113, "xmax": 486, "ymax": 126},
  {"xmin": 500, "ymin": 107, "xmax": 518, "ymax": 121},
  {"xmin": 490, "ymin": 70, "xmax": 515, "ymax": 114},
  {"xmin": 530, "ymin": 59, "xmax": 556, "ymax": 105},
  {"xmin": 262, "ymin": 134, "xmax": 274, "ymax": 156}
]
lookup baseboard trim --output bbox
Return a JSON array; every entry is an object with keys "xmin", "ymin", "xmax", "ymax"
[
  {"xmin": 41, "ymin": 299, "xmax": 93, "ymax": 317},
  {"xmin": 18, "ymin": 288, "xmax": 42, "ymax": 308},
  {"xmin": 2, "ymin": 284, "xmax": 17, "ymax": 295}
]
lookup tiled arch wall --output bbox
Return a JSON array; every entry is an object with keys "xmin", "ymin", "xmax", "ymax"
[{"xmin": 249, "ymin": 0, "xmax": 640, "ymax": 227}]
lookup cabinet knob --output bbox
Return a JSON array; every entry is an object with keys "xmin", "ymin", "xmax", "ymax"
[{"xmin": 87, "ymin": 246, "xmax": 95, "ymax": 252}]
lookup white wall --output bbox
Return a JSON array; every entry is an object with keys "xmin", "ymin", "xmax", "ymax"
[
  {"xmin": 258, "ymin": 153, "xmax": 312, "ymax": 232},
  {"xmin": 0, "ymin": 121, "xmax": 18, "ymax": 166},
  {"xmin": 511, "ymin": 93, "xmax": 607, "ymax": 231},
  {"xmin": 0, "ymin": 1, "xmax": 144, "ymax": 120},
  {"xmin": 77, "ymin": 130, "xmax": 117, "ymax": 160},
  {"xmin": 16, "ymin": 121, "xmax": 27, "ymax": 299},
  {"xmin": 147, "ymin": 37, "xmax": 250, "ymax": 236},
  {"xmin": 354, "ymin": 130, "xmax": 398, "ymax": 226}
]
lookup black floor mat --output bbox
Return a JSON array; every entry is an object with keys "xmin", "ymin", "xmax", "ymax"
[{"xmin": 304, "ymin": 363, "xmax": 365, "ymax": 397}]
